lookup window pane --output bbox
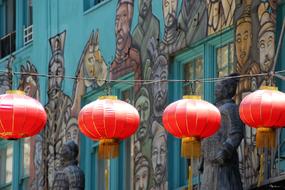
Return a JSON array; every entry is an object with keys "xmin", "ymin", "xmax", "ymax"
[
  {"xmin": 22, "ymin": 138, "xmax": 30, "ymax": 177},
  {"xmin": 217, "ymin": 43, "xmax": 234, "ymax": 77},
  {"xmin": 0, "ymin": 143, "xmax": 13, "ymax": 186},
  {"xmin": 183, "ymin": 57, "xmax": 203, "ymax": 96},
  {"xmin": 122, "ymin": 87, "xmax": 134, "ymax": 105}
]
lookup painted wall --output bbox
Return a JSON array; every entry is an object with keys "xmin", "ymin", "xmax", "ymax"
[{"xmin": 0, "ymin": 0, "xmax": 284, "ymax": 189}]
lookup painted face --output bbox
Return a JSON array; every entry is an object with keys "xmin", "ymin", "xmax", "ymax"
[
  {"xmin": 152, "ymin": 62, "xmax": 168, "ymax": 116},
  {"xmin": 66, "ymin": 126, "xmax": 79, "ymax": 144},
  {"xmin": 19, "ymin": 75, "xmax": 38, "ymax": 99},
  {"xmin": 152, "ymin": 134, "xmax": 167, "ymax": 185},
  {"xmin": 259, "ymin": 31, "xmax": 275, "ymax": 72},
  {"xmin": 135, "ymin": 166, "xmax": 149, "ymax": 190},
  {"xmin": 236, "ymin": 21, "xmax": 252, "ymax": 65},
  {"xmin": 115, "ymin": 4, "xmax": 131, "ymax": 51},
  {"xmin": 48, "ymin": 57, "xmax": 64, "ymax": 97},
  {"xmin": 135, "ymin": 93, "xmax": 150, "ymax": 141},
  {"xmin": 139, "ymin": 0, "xmax": 151, "ymax": 17},
  {"xmin": 163, "ymin": 0, "xmax": 177, "ymax": 27}
]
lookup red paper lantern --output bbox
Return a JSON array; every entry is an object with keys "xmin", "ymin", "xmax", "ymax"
[
  {"xmin": 163, "ymin": 95, "xmax": 221, "ymax": 158},
  {"xmin": 0, "ymin": 90, "xmax": 47, "ymax": 140},
  {"xmin": 239, "ymin": 86, "xmax": 285, "ymax": 148},
  {"xmin": 78, "ymin": 96, "xmax": 140, "ymax": 159}
]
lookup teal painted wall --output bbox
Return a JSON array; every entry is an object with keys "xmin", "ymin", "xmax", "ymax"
[{"xmin": 1, "ymin": 0, "xmax": 285, "ymax": 190}]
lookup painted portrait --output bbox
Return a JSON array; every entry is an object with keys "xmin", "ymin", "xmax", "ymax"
[
  {"xmin": 258, "ymin": 0, "xmax": 276, "ymax": 74},
  {"xmin": 132, "ymin": 0, "xmax": 160, "ymax": 67},
  {"xmin": 72, "ymin": 30, "xmax": 107, "ymax": 117},
  {"xmin": 135, "ymin": 152, "xmax": 150, "ymax": 190},
  {"xmin": 151, "ymin": 54, "xmax": 168, "ymax": 118},
  {"xmin": 18, "ymin": 61, "xmax": 40, "ymax": 99},
  {"xmin": 82, "ymin": 31, "xmax": 107, "ymax": 87},
  {"xmin": 135, "ymin": 87, "xmax": 151, "ymax": 143},
  {"xmin": 43, "ymin": 31, "xmax": 77, "ymax": 189},
  {"xmin": 178, "ymin": 0, "xmax": 207, "ymax": 46},
  {"xmin": 235, "ymin": 0, "xmax": 260, "ymax": 103},
  {"xmin": 111, "ymin": 0, "xmax": 141, "ymax": 87},
  {"xmin": 150, "ymin": 121, "xmax": 168, "ymax": 190},
  {"xmin": 207, "ymin": 0, "xmax": 236, "ymax": 35},
  {"xmin": 160, "ymin": 0, "xmax": 186, "ymax": 54}
]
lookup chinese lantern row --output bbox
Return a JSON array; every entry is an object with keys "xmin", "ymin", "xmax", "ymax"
[{"xmin": 1, "ymin": 86, "xmax": 285, "ymax": 158}]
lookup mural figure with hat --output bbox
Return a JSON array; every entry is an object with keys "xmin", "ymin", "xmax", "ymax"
[
  {"xmin": 43, "ymin": 31, "xmax": 78, "ymax": 189},
  {"xmin": 132, "ymin": 0, "xmax": 160, "ymax": 70},
  {"xmin": 178, "ymin": 0, "xmax": 207, "ymax": 46},
  {"xmin": 258, "ymin": 0, "xmax": 276, "ymax": 84},
  {"xmin": 160, "ymin": 0, "xmax": 186, "ymax": 55},
  {"xmin": 207, "ymin": 0, "xmax": 236, "ymax": 35},
  {"xmin": 150, "ymin": 121, "xmax": 168, "ymax": 190},
  {"xmin": 135, "ymin": 87, "xmax": 152, "ymax": 145},
  {"xmin": 111, "ymin": 0, "xmax": 141, "ymax": 91},
  {"xmin": 71, "ymin": 30, "xmax": 108, "ymax": 117},
  {"xmin": 150, "ymin": 45, "xmax": 168, "ymax": 118},
  {"xmin": 200, "ymin": 73, "xmax": 244, "ymax": 190},
  {"xmin": 135, "ymin": 152, "xmax": 150, "ymax": 190},
  {"xmin": 235, "ymin": 0, "xmax": 260, "ymax": 103}
]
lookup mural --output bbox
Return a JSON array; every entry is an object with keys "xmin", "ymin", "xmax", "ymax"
[
  {"xmin": 110, "ymin": 0, "xmax": 141, "ymax": 89},
  {"xmin": 17, "ymin": 61, "xmax": 44, "ymax": 190},
  {"xmin": 0, "ymin": 56, "xmax": 13, "ymax": 94},
  {"xmin": 207, "ymin": 0, "xmax": 236, "ymax": 35},
  {"xmin": 72, "ymin": 30, "xmax": 108, "ymax": 117},
  {"xmin": 6, "ymin": 0, "xmax": 281, "ymax": 189},
  {"xmin": 135, "ymin": 152, "xmax": 150, "ymax": 190},
  {"xmin": 235, "ymin": 0, "xmax": 260, "ymax": 102},
  {"xmin": 43, "ymin": 31, "xmax": 78, "ymax": 189},
  {"xmin": 132, "ymin": 0, "xmax": 160, "ymax": 67},
  {"xmin": 160, "ymin": 0, "xmax": 186, "ymax": 55},
  {"xmin": 258, "ymin": 0, "xmax": 276, "ymax": 82},
  {"xmin": 178, "ymin": 0, "xmax": 207, "ymax": 46}
]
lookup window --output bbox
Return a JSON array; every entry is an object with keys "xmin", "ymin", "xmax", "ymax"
[
  {"xmin": 170, "ymin": 29, "xmax": 234, "ymax": 189},
  {"xmin": 0, "ymin": 141, "xmax": 13, "ymax": 190},
  {"xmin": 216, "ymin": 43, "xmax": 234, "ymax": 77},
  {"xmin": 84, "ymin": 0, "xmax": 107, "ymax": 11},
  {"xmin": 183, "ymin": 57, "xmax": 204, "ymax": 96},
  {"xmin": 23, "ymin": 0, "xmax": 33, "ymax": 46},
  {"xmin": 0, "ymin": 139, "xmax": 31, "ymax": 190},
  {"xmin": 21, "ymin": 138, "xmax": 30, "ymax": 190},
  {"xmin": 81, "ymin": 76, "xmax": 134, "ymax": 190},
  {"xmin": 0, "ymin": 0, "xmax": 16, "ymax": 59}
]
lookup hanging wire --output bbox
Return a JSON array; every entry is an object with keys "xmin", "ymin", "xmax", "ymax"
[{"xmin": 0, "ymin": 69, "xmax": 285, "ymax": 86}]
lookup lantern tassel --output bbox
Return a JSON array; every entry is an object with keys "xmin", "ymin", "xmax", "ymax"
[
  {"xmin": 182, "ymin": 137, "xmax": 201, "ymax": 158},
  {"xmin": 256, "ymin": 128, "xmax": 276, "ymax": 149},
  {"xmin": 188, "ymin": 164, "xmax": 193, "ymax": 190},
  {"xmin": 99, "ymin": 139, "xmax": 119, "ymax": 159},
  {"xmin": 105, "ymin": 167, "xmax": 109, "ymax": 190},
  {"xmin": 257, "ymin": 153, "xmax": 265, "ymax": 187}
]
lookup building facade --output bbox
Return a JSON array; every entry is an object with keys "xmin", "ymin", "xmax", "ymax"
[{"xmin": 0, "ymin": 0, "xmax": 285, "ymax": 189}]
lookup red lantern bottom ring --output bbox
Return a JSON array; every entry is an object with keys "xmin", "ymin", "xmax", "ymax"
[
  {"xmin": 256, "ymin": 128, "xmax": 276, "ymax": 149},
  {"xmin": 181, "ymin": 137, "xmax": 201, "ymax": 158},
  {"xmin": 98, "ymin": 139, "xmax": 119, "ymax": 159}
]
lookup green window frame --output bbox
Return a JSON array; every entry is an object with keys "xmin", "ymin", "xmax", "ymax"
[{"xmin": 169, "ymin": 28, "xmax": 234, "ymax": 190}]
